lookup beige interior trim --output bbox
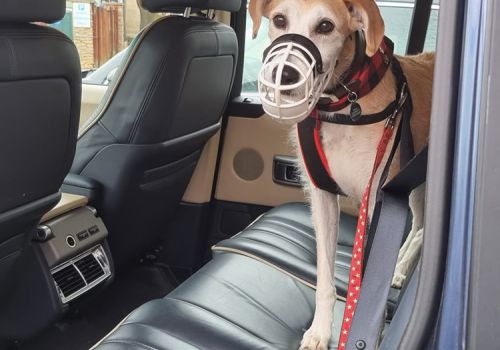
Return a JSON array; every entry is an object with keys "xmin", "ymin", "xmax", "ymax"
[
  {"xmin": 214, "ymin": 115, "xmax": 359, "ymax": 216},
  {"xmin": 212, "ymin": 245, "xmax": 347, "ymax": 302},
  {"xmin": 41, "ymin": 193, "xmax": 88, "ymax": 223},
  {"xmin": 215, "ymin": 116, "xmax": 304, "ymax": 207},
  {"xmin": 214, "ymin": 10, "xmax": 231, "ymax": 25},
  {"xmin": 182, "ymin": 132, "xmax": 221, "ymax": 204}
]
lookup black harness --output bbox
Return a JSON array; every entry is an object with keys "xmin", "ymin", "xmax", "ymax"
[{"xmin": 297, "ymin": 57, "xmax": 414, "ymax": 196}]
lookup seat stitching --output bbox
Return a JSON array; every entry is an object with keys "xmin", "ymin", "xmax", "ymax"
[
  {"xmin": 163, "ymin": 297, "xmax": 275, "ymax": 346},
  {"xmin": 128, "ymin": 50, "xmax": 169, "ymax": 142},
  {"xmin": 237, "ymin": 235, "xmax": 315, "ymax": 259},
  {"xmin": 99, "ymin": 339, "xmax": 160, "ymax": 350},
  {"xmin": 258, "ymin": 218, "xmax": 315, "ymax": 241},
  {"xmin": 210, "ymin": 248, "xmax": 347, "ymax": 303}
]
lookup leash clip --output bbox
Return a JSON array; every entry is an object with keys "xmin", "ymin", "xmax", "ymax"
[{"xmin": 385, "ymin": 83, "xmax": 408, "ymax": 129}]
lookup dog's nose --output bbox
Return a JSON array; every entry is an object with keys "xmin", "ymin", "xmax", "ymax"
[{"xmin": 272, "ymin": 66, "xmax": 300, "ymax": 86}]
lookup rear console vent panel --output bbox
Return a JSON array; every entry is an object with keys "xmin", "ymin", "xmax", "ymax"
[
  {"xmin": 75, "ymin": 254, "xmax": 105, "ymax": 284},
  {"xmin": 52, "ymin": 265, "xmax": 86, "ymax": 298},
  {"xmin": 51, "ymin": 245, "xmax": 111, "ymax": 303}
]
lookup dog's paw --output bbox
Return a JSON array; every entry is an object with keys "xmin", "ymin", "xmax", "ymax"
[
  {"xmin": 391, "ymin": 272, "xmax": 406, "ymax": 289},
  {"xmin": 299, "ymin": 327, "xmax": 331, "ymax": 350}
]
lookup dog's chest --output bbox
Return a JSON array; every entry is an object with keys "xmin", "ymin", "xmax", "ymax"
[{"xmin": 295, "ymin": 122, "xmax": 386, "ymax": 201}]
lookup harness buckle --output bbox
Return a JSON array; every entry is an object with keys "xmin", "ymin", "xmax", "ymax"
[{"xmin": 385, "ymin": 83, "xmax": 408, "ymax": 129}]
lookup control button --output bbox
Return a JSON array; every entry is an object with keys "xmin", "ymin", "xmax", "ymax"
[
  {"xmin": 66, "ymin": 235, "xmax": 76, "ymax": 248},
  {"xmin": 88, "ymin": 225, "xmax": 99, "ymax": 235},
  {"xmin": 35, "ymin": 225, "xmax": 54, "ymax": 242},
  {"xmin": 76, "ymin": 230, "xmax": 90, "ymax": 241}
]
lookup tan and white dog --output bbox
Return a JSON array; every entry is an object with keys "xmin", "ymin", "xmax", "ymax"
[{"xmin": 249, "ymin": 0, "xmax": 434, "ymax": 349}]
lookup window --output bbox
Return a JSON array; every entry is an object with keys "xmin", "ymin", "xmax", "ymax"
[
  {"xmin": 241, "ymin": 1, "xmax": 439, "ymax": 94},
  {"xmin": 49, "ymin": 1, "xmax": 165, "ymax": 127}
]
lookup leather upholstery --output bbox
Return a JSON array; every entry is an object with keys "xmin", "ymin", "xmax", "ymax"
[
  {"xmin": 0, "ymin": 0, "xmax": 65, "ymax": 23},
  {"xmin": 0, "ymin": 17, "xmax": 80, "ymax": 339},
  {"xmin": 94, "ymin": 204, "xmax": 406, "ymax": 349},
  {"xmin": 140, "ymin": 0, "xmax": 241, "ymax": 12},
  {"xmin": 213, "ymin": 203, "xmax": 357, "ymax": 297},
  {"xmin": 93, "ymin": 253, "xmax": 347, "ymax": 350},
  {"xmin": 0, "ymin": 24, "xmax": 80, "ymax": 215},
  {"xmin": 67, "ymin": 16, "xmax": 238, "ymax": 264}
]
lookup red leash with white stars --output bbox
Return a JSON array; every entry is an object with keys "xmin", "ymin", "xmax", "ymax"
[{"xmin": 337, "ymin": 116, "xmax": 397, "ymax": 350}]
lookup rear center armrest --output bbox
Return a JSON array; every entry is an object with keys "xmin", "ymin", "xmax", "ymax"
[{"xmin": 61, "ymin": 173, "xmax": 101, "ymax": 203}]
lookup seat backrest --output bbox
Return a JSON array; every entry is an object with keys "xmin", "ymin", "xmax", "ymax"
[
  {"xmin": 0, "ymin": 0, "xmax": 81, "ymax": 339},
  {"xmin": 70, "ymin": 0, "xmax": 240, "ymax": 264}
]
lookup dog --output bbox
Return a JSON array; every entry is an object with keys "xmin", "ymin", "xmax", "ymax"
[{"xmin": 249, "ymin": 0, "xmax": 435, "ymax": 349}]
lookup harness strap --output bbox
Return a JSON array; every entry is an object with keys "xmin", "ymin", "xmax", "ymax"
[
  {"xmin": 297, "ymin": 116, "xmax": 346, "ymax": 196},
  {"xmin": 315, "ymin": 99, "xmax": 398, "ymax": 126}
]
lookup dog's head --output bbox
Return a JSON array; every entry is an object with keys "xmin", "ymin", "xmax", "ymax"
[{"xmin": 250, "ymin": 0, "xmax": 385, "ymax": 122}]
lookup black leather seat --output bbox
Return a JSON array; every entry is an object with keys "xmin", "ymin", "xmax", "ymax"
[
  {"xmin": 0, "ymin": 0, "xmax": 80, "ymax": 339},
  {"xmin": 92, "ymin": 204, "xmax": 358, "ymax": 349},
  {"xmin": 93, "ymin": 253, "xmax": 347, "ymax": 350},
  {"xmin": 63, "ymin": 0, "xmax": 241, "ymax": 265},
  {"xmin": 213, "ymin": 203, "xmax": 357, "ymax": 298}
]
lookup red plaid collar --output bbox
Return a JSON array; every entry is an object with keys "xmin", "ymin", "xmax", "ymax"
[{"xmin": 318, "ymin": 36, "xmax": 394, "ymax": 113}]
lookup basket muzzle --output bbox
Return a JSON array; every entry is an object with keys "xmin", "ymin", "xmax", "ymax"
[{"xmin": 258, "ymin": 34, "xmax": 333, "ymax": 120}]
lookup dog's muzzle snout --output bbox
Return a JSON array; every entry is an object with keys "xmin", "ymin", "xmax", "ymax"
[
  {"xmin": 272, "ymin": 66, "xmax": 300, "ymax": 86},
  {"xmin": 258, "ymin": 34, "xmax": 332, "ymax": 120}
]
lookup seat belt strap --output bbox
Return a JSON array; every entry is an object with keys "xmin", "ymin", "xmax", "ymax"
[{"xmin": 345, "ymin": 146, "xmax": 428, "ymax": 350}]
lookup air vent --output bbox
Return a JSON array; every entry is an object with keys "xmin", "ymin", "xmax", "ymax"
[
  {"xmin": 53, "ymin": 265, "xmax": 86, "ymax": 298},
  {"xmin": 51, "ymin": 245, "xmax": 111, "ymax": 303},
  {"xmin": 75, "ymin": 254, "xmax": 105, "ymax": 284}
]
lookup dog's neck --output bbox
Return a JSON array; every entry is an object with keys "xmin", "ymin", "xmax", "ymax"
[
  {"xmin": 326, "ymin": 34, "xmax": 358, "ymax": 95},
  {"xmin": 323, "ymin": 34, "xmax": 397, "ymax": 116}
]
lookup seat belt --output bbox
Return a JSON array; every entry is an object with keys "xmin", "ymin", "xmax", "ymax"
[{"xmin": 346, "ymin": 146, "xmax": 428, "ymax": 350}]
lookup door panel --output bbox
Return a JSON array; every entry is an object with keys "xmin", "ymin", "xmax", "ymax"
[
  {"xmin": 215, "ymin": 115, "xmax": 304, "ymax": 207},
  {"xmin": 215, "ymin": 114, "xmax": 359, "ymax": 215}
]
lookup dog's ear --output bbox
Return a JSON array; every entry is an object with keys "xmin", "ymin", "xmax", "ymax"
[
  {"xmin": 249, "ymin": 0, "xmax": 269, "ymax": 39},
  {"xmin": 345, "ymin": 0, "xmax": 385, "ymax": 57}
]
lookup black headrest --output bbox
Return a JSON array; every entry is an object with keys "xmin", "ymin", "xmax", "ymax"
[
  {"xmin": 140, "ymin": 0, "xmax": 242, "ymax": 13},
  {"xmin": 0, "ymin": 0, "xmax": 66, "ymax": 23}
]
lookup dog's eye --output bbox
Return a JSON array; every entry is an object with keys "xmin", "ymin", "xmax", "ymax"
[
  {"xmin": 317, "ymin": 21, "xmax": 335, "ymax": 34},
  {"xmin": 273, "ymin": 15, "xmax": 287, "ymax": 29}
]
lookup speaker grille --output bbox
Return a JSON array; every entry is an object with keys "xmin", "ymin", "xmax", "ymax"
[{"xmin": 233, "ymin": 149, "xmax": 264, "ymax": 181}]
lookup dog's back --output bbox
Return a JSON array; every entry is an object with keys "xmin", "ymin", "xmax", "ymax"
[{"xmin": 399, "ymin": 52, "xmax": 436, "ymax": 153}]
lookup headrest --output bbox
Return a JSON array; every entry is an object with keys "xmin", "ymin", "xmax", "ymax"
[
  {"xmin": 0, "ymin": 0, "xmax": 66, "ymax": 23},
  {"xmin": 140, "ymin": 0, "xmax": 242, "ymax": 13}
]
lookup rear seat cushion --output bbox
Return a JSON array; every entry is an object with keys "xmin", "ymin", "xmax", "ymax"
[
  {"xmin": 212, "ymin": 203, "xmax": 358, "ymax": 297},
  {"xmin": 92, "ymin": 253, "xmax": 346, "ymax": 350},
  {"xmin": 93, "ymin": 203, "xmax": 408, "ymax": 350}
]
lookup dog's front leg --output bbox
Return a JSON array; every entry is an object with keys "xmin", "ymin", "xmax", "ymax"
[
  {"xmin": 301, "ymin": 187, "xmax": 339, "ymax": 350},
  {"xmin": 392, "ymin": 184, "xmax": 425, "ymax": 288}
]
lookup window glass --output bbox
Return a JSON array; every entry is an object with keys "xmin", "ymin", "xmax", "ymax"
[
  {"xmin": 241, "ymin": 1, "xmax": 439, "ymax": 94},
  {"xmin": 50, "ymin": 1, "xmax": 162, "ymax": 79},
  {"xmin": 48, "ymin": 1, "xmax": 167, "ymax": 126}
]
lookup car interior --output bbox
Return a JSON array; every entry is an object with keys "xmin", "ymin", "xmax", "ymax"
[{"xmin": 3, "ymin": 0, "xmax": 494, "ymax": 349}]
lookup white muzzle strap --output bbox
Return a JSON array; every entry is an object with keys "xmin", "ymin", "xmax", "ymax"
[{"xmin": 258, "ymin": 34, "xmax": 333, "ymax": 120}]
